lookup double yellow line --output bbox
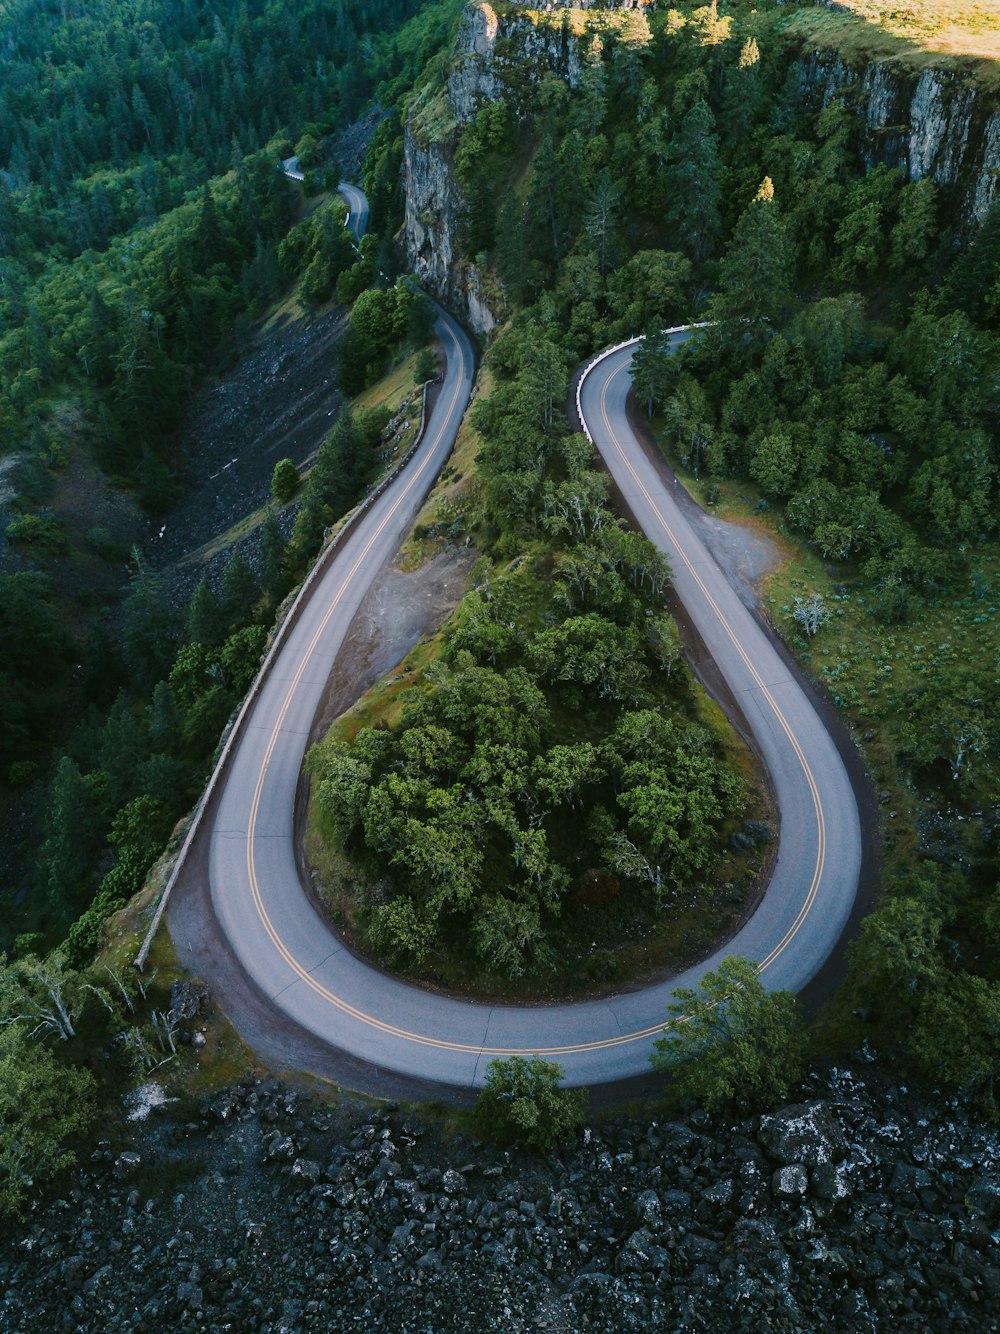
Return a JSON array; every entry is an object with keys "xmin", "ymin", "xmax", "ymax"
[
  {"xmin": 237, "ymin": 341, "xmax": 826, "ymax": 1060},
  {"xmin": 597, "ymin": 358, "xmax": 826, "ymax": 977}
]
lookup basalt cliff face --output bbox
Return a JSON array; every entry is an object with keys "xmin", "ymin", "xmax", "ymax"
[
  {"xmin": 403, "ymin": 3, "xmax": 1000, "ymax": 336},
  {"xmin": 403, "ymin": 1, "xmax": 588, "ymax": 335},
  {"xmin": 798, "ymin": 52, "xmax": 1000, "ymax": 227}
]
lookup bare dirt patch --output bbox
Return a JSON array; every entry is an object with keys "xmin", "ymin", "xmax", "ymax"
[{"xmin": 307, "ymin": 543, "xmax": 478, "ymax": 747}]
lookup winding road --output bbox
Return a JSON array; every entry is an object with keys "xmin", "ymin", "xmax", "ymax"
[{"xmin": 166, "ymin": 186, "xmax": 863, "ymax": 1092}]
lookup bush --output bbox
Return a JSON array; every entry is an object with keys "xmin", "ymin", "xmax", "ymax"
[
  {"xmin": 6, "ymin": 513, "xmax": 68, "ymax": 556},
  {"xmin": 271, "ymin": 457, "xmax": 301, "ymax": 505},
  {"xmin": 0, "ymin": 1027, "xmax": 97, "ymax": 1218},
  {"xmin": 473, "ymin": 1056, "xmax": 588, "ymax": 1152},
  {"xmin": 415, "ymin": 346, "xmax": 438, "ymax": 383}
]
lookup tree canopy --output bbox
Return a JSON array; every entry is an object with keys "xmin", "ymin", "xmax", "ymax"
[{"xmin": 651, "ymin": 957, "xmax": 807, "ymax": 1112}]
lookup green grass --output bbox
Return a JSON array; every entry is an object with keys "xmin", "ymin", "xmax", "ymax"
[
  {"xmin": 409, "ymin": 86, "xmax": 457, "ymax": 147},
  {"xmin": 651, "ymin": 429, "xmax": 998, "ymax": 885},
  {"xmin": 180, "ymin": 503, "xmax": 277, "ymax": 569},
  {"xmin": 775, "ymin": 2, "xmax": 1000, "ymax": 93},
  {"xmin": 397, "ymin": 366, "xmax": 487, "ymax": 571},
  {"xmin": 353, "ymin": 350, "xmax": 425, "ymax": 473},
  {"xmin": 764, "ymin": 544, "xmax": 998, "ymax": 830}
]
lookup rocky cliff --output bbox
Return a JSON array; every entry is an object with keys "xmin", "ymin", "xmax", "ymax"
[
  {"xmin": 404, "ymin": 1, "xmax": 589, "ymax": 334},
  {"xmin": 404, "ymin": 4, "xmax": 1000, "ymax": 335},
  {"xmin": 798, "ymin": 51, "xmax": 1000, "ymax": 226}
]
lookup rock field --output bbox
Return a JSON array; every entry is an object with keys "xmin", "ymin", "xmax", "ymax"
[{"xmin": 3, "ymin": 1059, "xmax": 999, "ymax": 1333}]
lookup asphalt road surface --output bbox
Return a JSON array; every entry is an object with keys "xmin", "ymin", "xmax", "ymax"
[
  {"xmin": 280, "ymin": 157, "xmax": 368, "ymax": 241},
  {"xmin": 174, "ymin": 195, "xmax": 862, "ymax": 1091}
]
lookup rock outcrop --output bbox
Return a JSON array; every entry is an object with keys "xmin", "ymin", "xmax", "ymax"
[
  {"xmin": 799, "ymin": 51, "xmax": 1000, "ymax": 225},
  {"xmin": 404, "ymin": 0, "xmax": 591, "ymax": 334},
  {"xmin": 404, "ymin": 5, "xmax": 1000, "ymax": 338}
]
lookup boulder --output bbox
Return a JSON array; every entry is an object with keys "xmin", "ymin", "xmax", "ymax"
[
  {"xmin": 811, "ymin": 1162, "xmax": 852, "ymax": 1203},
  {"xmin": 772, "ymin": 1165, "xmax": 809, "ymax": 1198},
  {"xmin": 265, "ymin": 1135, "xmax": 296, "ymax": 1163},
  {"xmin": 290, "ymin": 1159, "xmax": 320, "ymax": 1184},
  {"xmin": 759, "ymin": 1103, "xmax": 846, "ymax": 1167},
  {"xmin": 113, "ymin": 1151, "xmax": 141, "ymax": 1178},
  {"xmin": 966, "ymin": 1180, "xmax": 1000, "ymax": 1220},
  {"xmin": 168, "ymin": 980, "xmax": 210, "ymax": 1023}
]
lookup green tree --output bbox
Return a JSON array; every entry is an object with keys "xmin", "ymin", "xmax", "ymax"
[
  {"xmin": 650, "ymin": 957, "xmax": 806, "ymax": 1112},
  {"xmin": 584, "ymin": 167, "xmax": 620, "ymax": 279},
  {"xmin": 607, "ymin": 252, "xmax": 691, "ymax": 337},
  {"xmin": 368, "ymin": 896, "xmax": 439, "ymax": 967},
  {"xmin": 631, "ymin": 329, "xmax": 677, "ymax": 418},
  {"xmin": 472, "ymin": 896, "xmax": 543, "ymax": 977},
  {"xmin": 294, "ymin": 132, "xmax": 322, "ymax": 170},
  {"xmin": 96, "ymin": 690, "xmax": 146, "ymax": 809},
  {"xmin": 218, "ymin": 553, "xmax": 259, "ymax": 634},
  {"xmin": 38, "ymin": 757, "xmax": 107, "ymax": 916},
  {"xmin": 187, "ymin": 578, "xmax": 224, "ymax": 646},
  {"xmin": 122, "ymin": 550, "xmax": 175, "ymax": 688},
  {"xmin": 415, "ymin": 346, "xmax": 438, "ymax": 383},
  {"xmin": 473, "ymin": 1056, "xmax": 588, "ymax": 1152},
  {"xmin": 708, "ymin": 178, "xmax": 795, "ymax": 356},
  {"xmin": 0, "ymin": 1026, "xmax": 97, "ymax": 1218},
  {"xmin": 908, "ymin": 972, "xmax": 1000, "ymax": 1102},
  {"xmin": 749, "ymin": 432, "xmax": 798, "ymax": 499},
  {"xmin": 0, "ymin": 952, "xmax": 85, "ymax": 1042},
  {"xmin": 194, "ymin": 182, "xmax": 228, "ymax": 267},
  {"xmin": 271, "ymin": 457, "xmax": 300, "ymax": 504},
  {"xmin": 260, "ymin": 511, "xmax": 290, "ymax": 602},
  {"xmin": 665, "ymin": 100, "xmax": 721, "ymax": 264}
]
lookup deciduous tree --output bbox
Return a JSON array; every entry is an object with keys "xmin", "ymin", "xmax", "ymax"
[{"xmin": 650, "ymin": 957, "xmax": 806, "ymax": 1111}]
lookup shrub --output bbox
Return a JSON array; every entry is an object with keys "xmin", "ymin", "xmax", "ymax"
[
  {"xmin": 473, "ymin": 1056, "xmax": 587, "ymax": 1152},
  {"xmin": 415, "ymin": 347, "xmax": 438, "ymax": 383},
  {"xmin": 271, "ymin": 457, "xmax": 301, "ymax": 505},
  {"xmin": 0, "ymin": 1027, "xmax": 97, "ymax": 1218},
  {"xmin": 650, "ymin": 956, "xmax": 807, "ymax": 1113}
]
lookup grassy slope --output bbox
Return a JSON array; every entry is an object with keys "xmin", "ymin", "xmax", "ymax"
[{"xmin": 776, "ymin": 1, "xmax": 1000, "ymax": 92}]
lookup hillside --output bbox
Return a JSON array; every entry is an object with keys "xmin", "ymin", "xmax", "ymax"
[
  {"xmin": 1, "ymin": 2, "xmax": 999, "ymax": 1326},
  {"xmin": 390, "ymin": 0, "xmax": 999, "ymax": 1089},
  {"xmin": 0, "ymin": 0, "xmax": 463, "ymax": 955}
]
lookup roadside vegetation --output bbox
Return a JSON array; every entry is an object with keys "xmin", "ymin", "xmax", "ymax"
[
  {"xmin": 0, "ymin": 0, "xmax": 464, "ymax": 1212},
  {"xmin": 307, "ymin": 310, "xmax": 769, "ymax": 994},
  {"xmin": 0, "ymin": 0, "xmax": 462, "ymax": 955},
  {"xmin": 313, "ymin": 0, "xmax": 996, "ymax": 1102},
  {"xmin": 2, "ymin": 0, "xmax": 1000, "ymax": 1219}
]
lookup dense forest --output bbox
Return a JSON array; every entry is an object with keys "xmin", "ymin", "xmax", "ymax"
[
  {"xmin": 0, "ymin": 0, "xmax": 463, "ymax": 960},
  {"xmin": 316, "ymin": 0, "xmax": 999, "ymax": 1095},
  {"xmin": 2, "ymin": 0, "xmax": 1000, "ymax": 1227}
]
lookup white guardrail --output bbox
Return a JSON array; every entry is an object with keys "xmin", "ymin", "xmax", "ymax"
[
  {"xmin": 134, "ymin": 380, "xmax": 433, "ymax": 970},
  {"xmin": 574, "ymin": 323, "xmax": 713, "ymax": 443}
]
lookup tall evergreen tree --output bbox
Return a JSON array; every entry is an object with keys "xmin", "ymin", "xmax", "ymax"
[{"xmin": 707, "ymin": 178, "xmax": 795, "ymax": 356}]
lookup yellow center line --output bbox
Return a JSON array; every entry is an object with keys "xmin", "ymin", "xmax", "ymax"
[
  {"xmin": 236, "ymin": 339, "xmax": 827, "ymax": 1060},
  {"xmin": 596, "ymin": 356, "xmax": 826, "ymax": 974}
]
